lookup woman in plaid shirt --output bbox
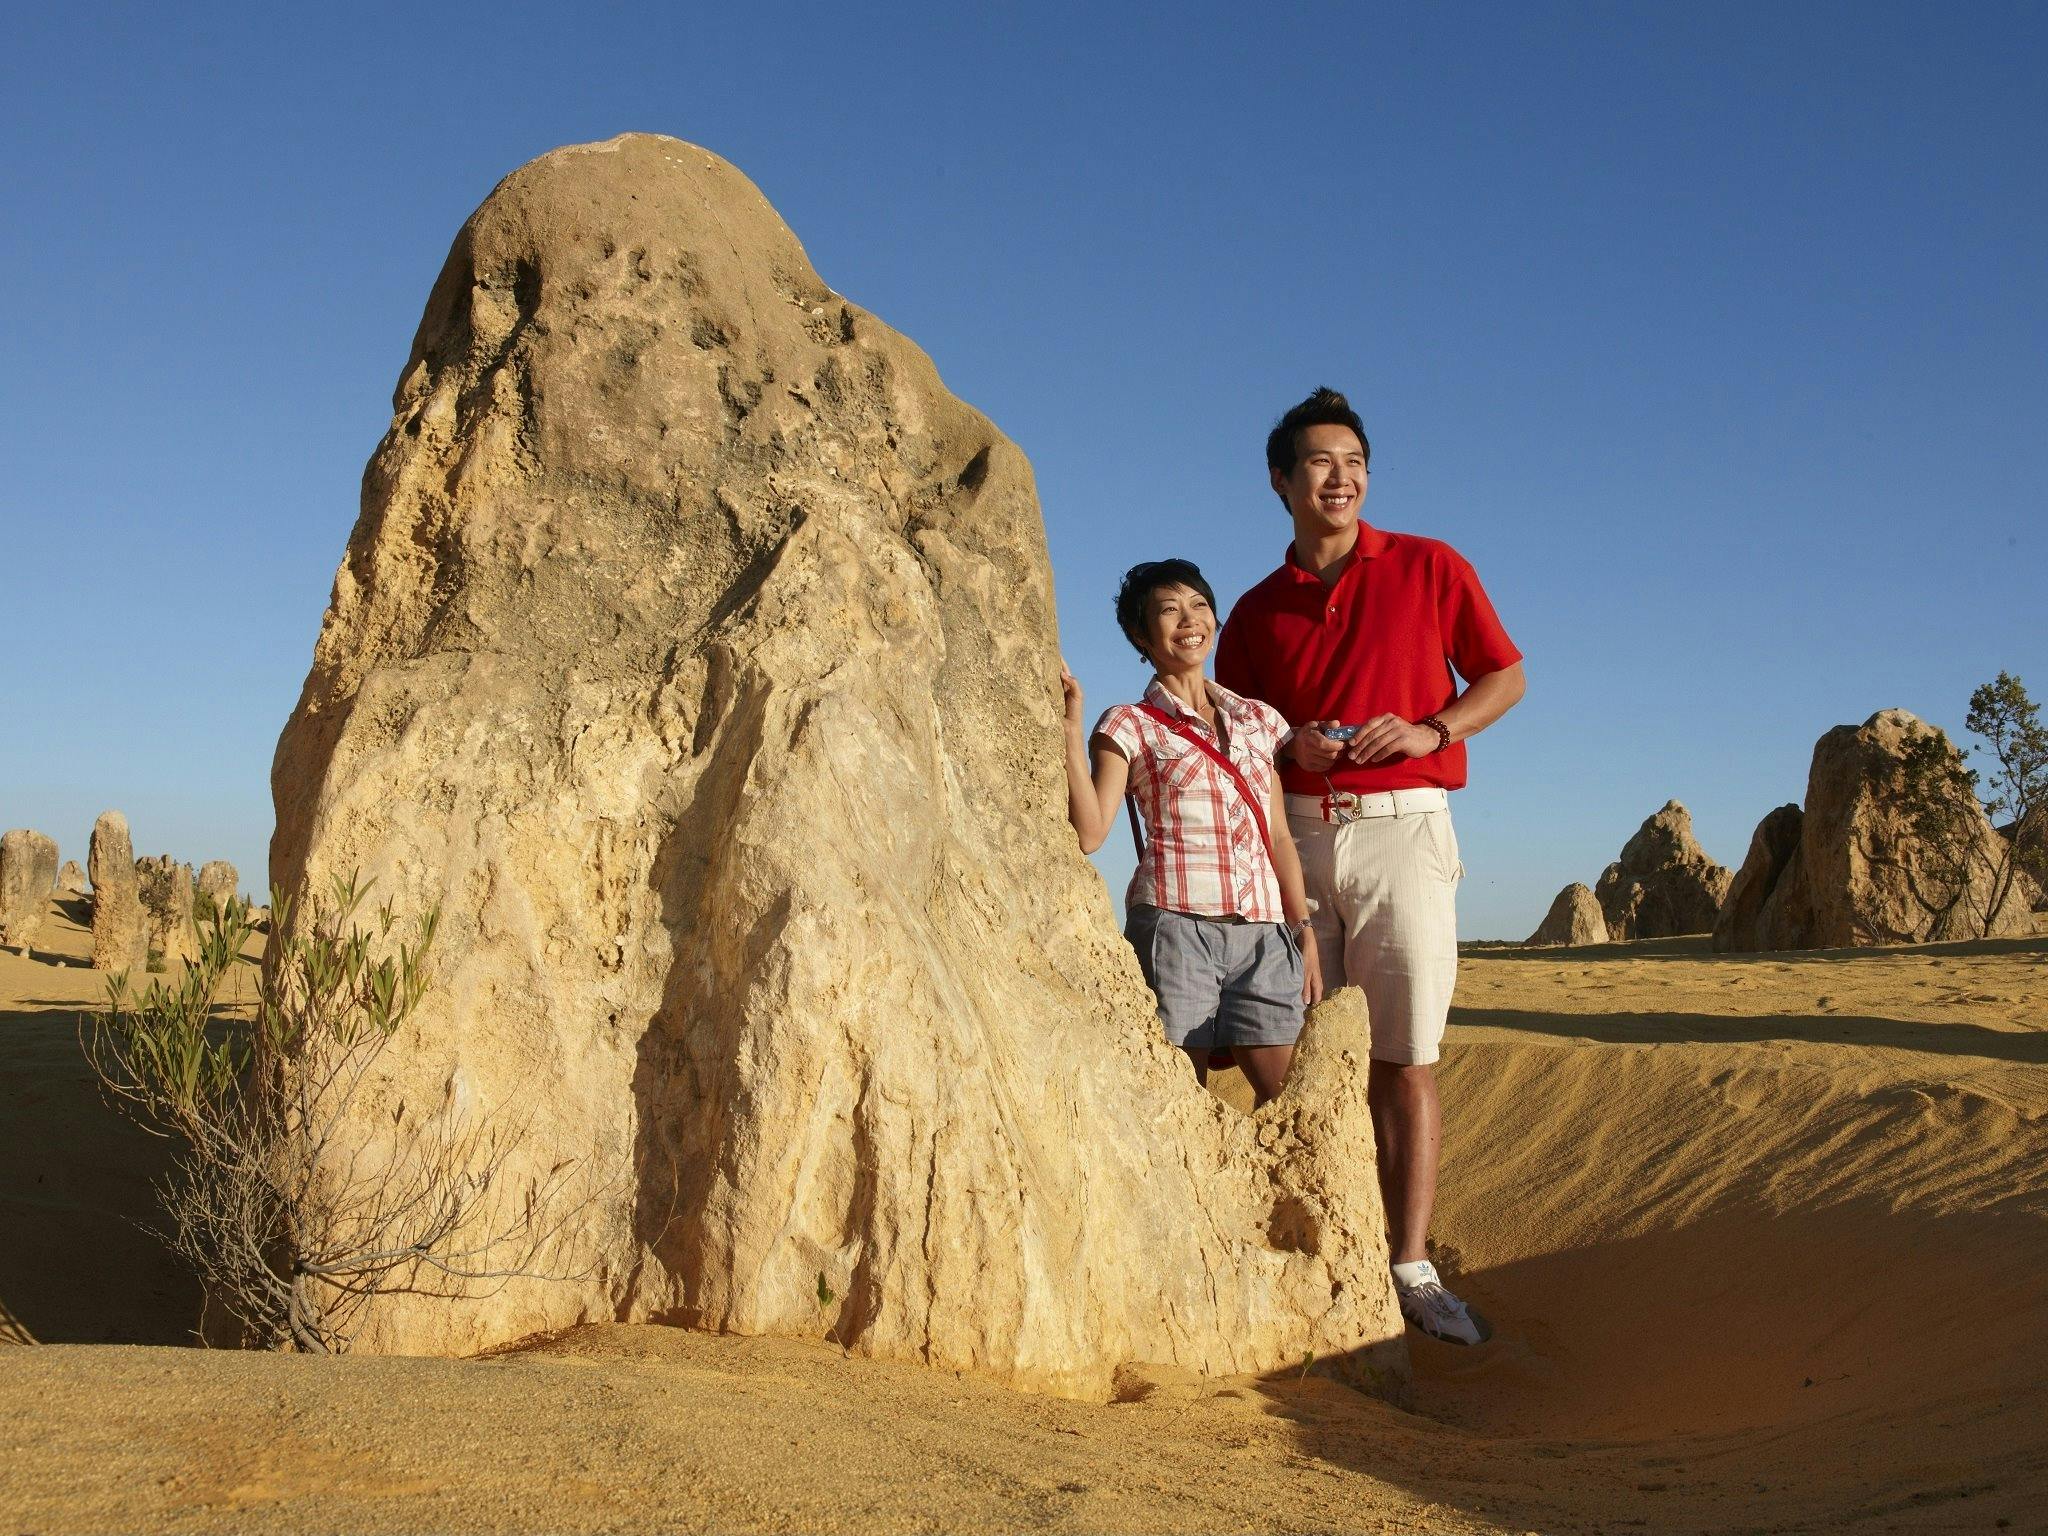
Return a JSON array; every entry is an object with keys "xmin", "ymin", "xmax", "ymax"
[{"xmin": 1062, "ymin": 559, "xmax": 1322, "ymax": 1106}]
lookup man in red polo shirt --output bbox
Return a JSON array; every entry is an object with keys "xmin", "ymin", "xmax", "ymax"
[{"xmin": 1216, "ymin": 386, "xmax": 1525, "ymax": 1347}]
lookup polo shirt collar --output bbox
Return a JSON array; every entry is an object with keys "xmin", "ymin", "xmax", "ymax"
[{"xmin": 1282, "ymin": 523, "xmax": 1391, "ymax": 581}]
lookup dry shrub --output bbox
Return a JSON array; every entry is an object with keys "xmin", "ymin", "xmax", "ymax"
[{"xmin": 84, "ymin": 875, "xmax": 597, "ymax": 1351}]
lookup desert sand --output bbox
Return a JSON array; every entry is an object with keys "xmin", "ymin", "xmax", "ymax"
[{"xmin": 3, "ymin": 892, "xmax": 2043, "ymax": 1533}]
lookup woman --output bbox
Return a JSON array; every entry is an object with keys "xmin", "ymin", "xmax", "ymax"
[{"xmin": 1061, "ymin": 558, "xmax": 1321, "ymax": 1105}]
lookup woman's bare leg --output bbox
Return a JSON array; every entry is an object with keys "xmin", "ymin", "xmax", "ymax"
[
  {"xmin": 1183, "ymin": 1047, "xmax": 1209, "ymax": 1088},
  {"xmin": 1234, "ymin": 1043, "xmax": 1296, "ymax": 1107}
]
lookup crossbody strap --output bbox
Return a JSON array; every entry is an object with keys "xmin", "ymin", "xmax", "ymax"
[{"xmin": 1133, "ymin": 703, "xmax": 1274, "ymax": 861}]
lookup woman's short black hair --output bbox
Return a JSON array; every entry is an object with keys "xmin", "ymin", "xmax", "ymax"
[
  {"xmin": 1266, "ymin": 386, "xmax": 1371, "ymax": 477},
  {"xmin": 1115, "ymin": 558, "xmax": 1216, "ymax": 662}
]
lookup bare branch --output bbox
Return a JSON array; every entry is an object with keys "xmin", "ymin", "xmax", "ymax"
[{"xmin": 80, "ymin": 877, "xmax": 608, "ymax": 1353}]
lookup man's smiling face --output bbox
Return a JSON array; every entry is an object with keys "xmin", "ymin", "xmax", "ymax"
[{"xmin": 1273, "ymin": 422, "xmax": 1369, "ymax": 538}]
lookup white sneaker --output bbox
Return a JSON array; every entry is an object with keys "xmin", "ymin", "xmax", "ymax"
[{"xmin": 1394, "ymin": 1260, "xmax": 1492, "ymax": 1346}]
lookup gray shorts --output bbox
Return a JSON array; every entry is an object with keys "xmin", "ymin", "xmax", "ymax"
[{"xmin": 1123, "ymin": 905, "xmax": 1305, "ymax": 1051}]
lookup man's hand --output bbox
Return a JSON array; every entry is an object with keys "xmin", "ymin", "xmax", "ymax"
[
  {"xmin": 1288, "ymin": 721, "xmax": 1346, "ymax": 773},
  {"xmin": 1345, "ymin": 714, "xmax": 1441, "ymax": 764}
]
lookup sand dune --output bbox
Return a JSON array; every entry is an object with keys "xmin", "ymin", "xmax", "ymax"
[{"xmin": 3, "ymin": 898, "xmax": 2042, "ymax": 1532}]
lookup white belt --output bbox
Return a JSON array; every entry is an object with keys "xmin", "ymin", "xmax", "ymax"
[{"xmin": 1286, "ymin": 787, "xmax": 1448, "ymax": 824}]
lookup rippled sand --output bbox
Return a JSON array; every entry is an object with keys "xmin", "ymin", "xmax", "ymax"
[{"xmin": 5, "ymin": 899, "xmax": 2042, "ymax": 1533}]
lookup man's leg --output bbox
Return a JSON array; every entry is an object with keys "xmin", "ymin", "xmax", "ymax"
[
  {"xmin": 1335, "ymin": 807, "xmax": 1488, "ymax": 1342},
  {"xmin": 1289, "ymin": 804, "xmax": 1464, "ymax": 1269},
  {"xmin": 1369, "ymin": 1059, "xmax": 1439, "ymax": 1263},
  {"xmin": 1339, "ymin": 808, "xmax": 1457, "ymax": 1231}
]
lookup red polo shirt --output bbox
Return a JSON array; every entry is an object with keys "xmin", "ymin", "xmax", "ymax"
[{"xmin": 1215, "ymin": 525, "xmax": 1521, "ymax": 795}]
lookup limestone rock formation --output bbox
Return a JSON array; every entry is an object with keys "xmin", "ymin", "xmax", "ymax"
[
  {"xmin": 0, "ymin": 830, "xmax": 60, "ymax": 951},
  {"xmin": 1593, "ymin": 801, "xmax": 1732, "ymax": 940},
  {"xmin": 1993, "ymin": 820, "xmax": 2048, "ymax": 912},
  {"xmin": 1716, "ymin": 711, "xmax": 2040, "ymax": 949},
  {"xmin": 1712, "ymin": 805, "xmax": 1803, "ymax": 952},
  {"xmin": 135, "ymin": 856, "xmax": 200, "ymax": 968},
  {"xmin": 269, "ymin": 134, "xmax": 1406, "ymax": 1396},
  {"xmin": 88, "ymin": 813, "xmax": 146, "ymax": 971},
  {"xmin": 1525, "ymin": 882, "xmax": 1607, "ymax": 946},
  {"xmin": 197, "ymin": 860, "xmax": 239, "ymax": 911},
  {"xmin": 57, "ymin": 860, "xmax": 88, "ymax": 896}
]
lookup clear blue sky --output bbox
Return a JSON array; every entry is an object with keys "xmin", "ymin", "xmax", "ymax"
[{"xmin": 3, "ymin": 2, "xmax": 2043, "ymax": 936}]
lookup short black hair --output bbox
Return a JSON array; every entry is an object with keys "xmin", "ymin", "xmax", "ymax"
[
  {"xmin": 1114, "ymin": 558, "xmax": 1216, "ymax": 662},
  {"xmin": 1266, "ymin": 387, "xmax": 1370, "ymax": 477}
]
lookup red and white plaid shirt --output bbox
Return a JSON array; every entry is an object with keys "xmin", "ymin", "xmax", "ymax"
[{"xmin": 1095, "ymin": 678, "xmax": 1291, "ymax": 922}]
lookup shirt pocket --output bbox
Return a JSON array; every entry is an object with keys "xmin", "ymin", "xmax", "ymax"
[{"xmin": 1146, "ymin": 734, "xmax": 1206, "ymax": 794}]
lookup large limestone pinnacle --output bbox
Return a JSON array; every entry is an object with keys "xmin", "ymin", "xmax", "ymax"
[{"xmin": 272, "ymin": 133, "xmax": 1405, "ymax": 1396}]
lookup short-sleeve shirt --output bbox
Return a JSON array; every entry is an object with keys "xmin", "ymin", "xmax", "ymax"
[
  {"xmin": 1095, "ymin": 678, "xmax": 1291, "ymax": 922},
  {"xmin": 1215, "ymin": 525, "xmax": 1521, "ymax": 796}
]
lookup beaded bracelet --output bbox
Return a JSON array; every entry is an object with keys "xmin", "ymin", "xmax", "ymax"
[{"xmin": 1419, "ymin": 715, "xmax": 1451, "ymax": 753}]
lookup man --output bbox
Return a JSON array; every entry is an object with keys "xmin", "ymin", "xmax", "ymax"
[{"xmin": 1215, "ymin": 387, "xmax": 1524, "ymax": 1346}]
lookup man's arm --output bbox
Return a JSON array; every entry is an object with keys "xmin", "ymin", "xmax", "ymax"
[
  {"xmin": 1346, "ymin": 661, "xmax": 1526, "ymax": 765},
  {"xmin": 1433, "ymin": 660, "xmax": 1525, "ymax": 744}
]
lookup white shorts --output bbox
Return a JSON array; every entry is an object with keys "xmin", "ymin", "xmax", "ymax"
[{"xmin": 1287, "ymin": 797, "xmax": 1462, "ymax": 1065}]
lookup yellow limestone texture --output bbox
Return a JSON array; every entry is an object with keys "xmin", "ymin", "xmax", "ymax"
[{"xmin": 270, "ymin": 134, "xmax": 1405, "ymax": 1398}]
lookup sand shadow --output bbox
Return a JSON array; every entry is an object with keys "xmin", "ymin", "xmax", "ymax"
[
  {"xmin": 0, "ymin": 1003, "xmax": 202, "ymax": 1344},
  {"xmin": 1252, "ymin": 1204, "xmax": 2048, "ymax": 1532},
  {"xmin": 9, "ymin": 946, "xmax": 95, "ymax": 969},
  {"xmin": 1450, "ymin": 1004, "xmax": 2048, "ymax": 1063},
  {"xmin": 1467, "ymin": 935, "xmax": 2048, "ymax": 965}
]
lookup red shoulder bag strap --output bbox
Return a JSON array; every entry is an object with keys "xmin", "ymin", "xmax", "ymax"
[{"xmin": 1133, "ymin": 703, "xmax": 1274, "ymax": 862}]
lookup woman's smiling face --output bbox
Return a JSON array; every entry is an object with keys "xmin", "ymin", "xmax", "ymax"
[{"xmin": 1138, "ymin": 582, "xmax": 1216, "ymax": 670}]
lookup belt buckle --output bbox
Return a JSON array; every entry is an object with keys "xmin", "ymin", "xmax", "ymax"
[{"xmin": 1322, "ymin": 791, "xmax": 1363, "ymax": 826}]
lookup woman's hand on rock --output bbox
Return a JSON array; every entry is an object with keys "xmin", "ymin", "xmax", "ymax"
[{"xmin": 1060, "ymin": 663, "xmax": 1085, "ymax": 735}]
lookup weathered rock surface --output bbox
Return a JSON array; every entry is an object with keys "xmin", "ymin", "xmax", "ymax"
[
  {"xmin": 0, "ymin": 830, "xmax": 60, "ymax": 951},
  {"xmin": 1593, "ymin": 801, "xmax": 1732, "ymax": 940},
  {"xmin": 269, "ymin": 134, "xmax": 1406, "ymax": 1396},
  {"xmin": 196, "ymin": 860, "xmax": 239, "ymax": 911},
  {"xmin": 1994, "ymin": 819, "xmax": 2048, "ymax": 911},
  {"xmin": 1712, "ymin": 804, "xmax": 1803, "ymax": 952},
  {"xmin": 1716, "ymin": 711, "xmax": 2040, "ymax": 949},
  {"xmin": 88, "ymin": 813, "xmax": 146, "ymax": 971},
  {"xmin": 57, "ymin": 860, "xmax": 88, "ymax": 896},
  {"xmin": 135, "ymin": 856, "xmax": 200, "ymax": 968},
  {"xmin": 1525, "ymin": 883, "xmax": 1607, "ymax": 946}
]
